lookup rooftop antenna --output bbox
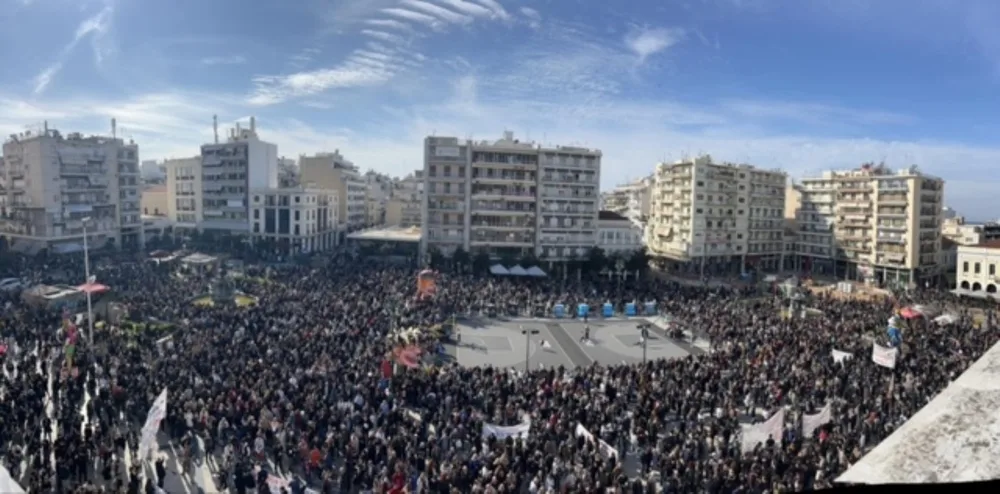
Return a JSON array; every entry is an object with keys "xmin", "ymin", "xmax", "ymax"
[
  {"xmin": 250, "ymin": 116, "xmax": 256, "ymax": 134},
  {"xmin": 213, "ymin": 115, "xmax": 219, "ymax": 144},
  {"xmin": 43, "ymin": 120, "xmax": 48, "ymax": 135},
  {"xmin": 111, "ymin": 118, "xmax": 117, "ymax": 138}
]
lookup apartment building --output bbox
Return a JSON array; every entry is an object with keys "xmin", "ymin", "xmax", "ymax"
[
  {"xmin": 386, "ymin": 172, "xmax": 422, "ymax": 227},
  {"xmin": 199, "ymin": 117, "xmax": 278, "ymax": 233},
  {"xmin": 249, "ymin": 187, "xmax": 338, "ymax": 255},
  {"xmin": 421, "ymin": 131, "xmax": 601, "ymax": 260},
  {"xmin": 647, "ymin": 156, "xmax": 787, "ymax": 274},
  {"xmin": 141, "ymin": 185, "xmax": 168, "ymax": 216},
  {"xmin": 364, "ymin": 171, "xmax": 392, "ymax": 226},
  {"xmin": 0, "ymin": 122, "xmax": 142, "ymax": 253},
  {"xmin": 942, "ymin": 216, "xmax": 1000, "ymax": 246},
  {"xmin": 163, "ymin": 156, "xmax": 202, "ymax": 228},
  {"xmin": 600, "ymin": 176, "xmax": 652, "ymax": 224},
  {"xmin": 299, "ymin": 150, "xmax": 366, "ymax": 233},
  {"xmin": 795, "ymin": 163, "xmax": 943, "ymax": 286},
  {"xmin": 597, "ymin": 210, "xmax": 644, "ymax": 255}
]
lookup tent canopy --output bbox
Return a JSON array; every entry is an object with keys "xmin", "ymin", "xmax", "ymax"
[
  {"xmin": 526, "ymin": 266, "xmax": 546, "ymax": 277},
  {"xmin": 508, "ymin": 265, "xmax": 528, "ymax": 276},
  {"xmin": 489, "ymin": 264, "xmax": 510, "ymax": 275}
]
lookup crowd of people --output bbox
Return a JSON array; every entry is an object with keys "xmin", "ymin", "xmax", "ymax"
[{"xmin": 0, "ymin": 247, "xmax": 997, "ymax": 493}]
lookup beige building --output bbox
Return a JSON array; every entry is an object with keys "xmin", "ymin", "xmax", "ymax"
[
  {"xmin": 141, "ymin": 185, "xmax": 169, "ymax": 216},
  {"xmin": 600, "ymin": 176, "xmax": 653, "ymax": 223},
  {"xmin": 249, "ymin": 186, "xmax": 338, "ymax": 255},
  {"xmin": 163, "ymin": 156, "xmax": 202, "ymax": 228},
  {"xmin": 0, "ymin": 123, "xmax": 142, "ymax": 253},
  {"xmin": 647, "ymin": 155, "xmax": 787, "ymax": 274},
  {"xmin": 364, "ymin": 171, "xmax": 392, "ymax": 226},
  {"xmin": 795, "ymin": 163, "xmax": 943, "ymax": 286},
  {"xmin": 956, "ymin": 241, "xmax": 1000, "ymax": 294},
  {"xmin": 422, "ymin": 131, "xmax": 601, "ymax": 260},
  {"xmin": 385, "ymin": 172, "xmax": 422, "ymax": 227},
  {"xmin": 299, "ymin": 150, "xmax": 366, "ymax": 232},
  {"xmin": 942, "ymin": 217, "xmax": 1000, "ymax": 246}
]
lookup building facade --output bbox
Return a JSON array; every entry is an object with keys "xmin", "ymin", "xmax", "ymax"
[
  {"xmin": 141, "ymin": 185, "xmax": 169, "ymax": 216},
  {"xmin": 364, "ymin": 171, "xmax": 392, "ymax": 226},
  {"xmin": 795, "ymin": 164, "xmax": 943, "ymax": 286},
  {"xmin": 956, "ymin": 241, "xmax": 1000, "ymax": 293},
  {"xmin": 600, "ymin": 176, "xmax": 652, "ymax": 225},
  {"xmin": 249, "ymin": 187, "xmax": 338, "ymax": 255},
  {"xmin": 597, "ymin": 211, "xmax": 644, "ymax": 256},
  {"xmin": 386, "ymin": 172, "xmax": 423, "ymax": 227},
  {"xmin": 0, "ymin": 124, "xmax": 142, "ymax": 253},
  {"xmin": 942, "ymin": 217, "xmax": 1000, "ymax": 246},
  {"xmin": 421, "ymin": 132, "xmax": 601, "ymax": 260},
  {"xmin": 199, "ymin": 118, "xmax": 278, "ymax": 233},
  {"xmin": 299, "ymin": 150, "xmax": 366, "ymax": 232},
  {"xmin": 163, "ymin": 156, "xmax": 202, "ymax": 228},
  {"xmin": 647, "ymin": 156, "xmax": 787, "ymax": 274}
]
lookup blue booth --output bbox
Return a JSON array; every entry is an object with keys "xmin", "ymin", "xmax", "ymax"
[
  {"xmin": 644, "ymin": 301, "xmax": 657, "ymax": 315},
  {"xmin": 577, "ymin": 303, "xmax": 589, "ymax": 318},
  {"xmin": 553, "ymin": 304, "xmax": 565, "ymax": 318},
  {"xmin": 602, "ymin": 302, "xmax": 613, "ymax": 318},
  {"xmin": 625, "ymin": 302, "xmax": 637, "ymax": 317}
]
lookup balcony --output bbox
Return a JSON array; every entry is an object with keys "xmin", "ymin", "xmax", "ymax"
[
  {"xmin": 878, "ymin": 194, "xmax": 908, "ymax": 205},
  {"xmin": 877, "ymin": 209, "xmax": 907, "ymax": 217}
]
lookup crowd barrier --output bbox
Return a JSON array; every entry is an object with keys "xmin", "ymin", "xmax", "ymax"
[{"xmin": 456, "ymin": 301, "xmax": 659, "ymax": 320}]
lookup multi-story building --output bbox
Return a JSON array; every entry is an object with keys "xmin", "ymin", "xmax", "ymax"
[
  {"xmin": 364, "ymin": 171, "xmax": 393, "ymax": 226},
  {"xmin": 386, "ymin": 172, "xmax": 422, "ymax": 227},
  {"xmin": 421, "ymin": 131, "xmax": 601, "ymax": 260},
  {"xmin": 249, "ymin": 186, "xmax": 338, "ymax": 255},
  {"xmin": 647, "ymin": 155, "xmax": 787, "ymax": 274},
  {"xmin": 600, "ymin": 176, "xmax": 652, "ymax": 225},
  {"xmin": 0, "ymin": 122, "xmax": 143, "ymax": 253},
  {"xmin": 956, "ymin": 241, "xmax": 1000, "ymax": 294},
  {"xmin": 163, "ymin": 156, "xmax": 202, "ymax": 229},
  {"xmin": 597, "ymin": 211, "xmax": 644, "ymax": 256},
  {"xmin": 300, "ymin": 150, "xmax": 366, "ymax": 233},
  {"xmin": 795, "ymin": 163, "xmax": 943, "ymax": 286},
  {"xmin": 141, "ymin": 185, "xmax": 168, "ymax": 216},
  {"xmin": 199, "ymin": 117, "xmax": 278, "ymax": 233},
  {"xmin": 942, "ymin": 216, "xmax": 1000, "ymax": 246}
]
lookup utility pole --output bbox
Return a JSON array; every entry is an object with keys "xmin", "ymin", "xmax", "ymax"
[{"xmin": 521, "ymin": 325, "xmax": 540, "ymax": 373}]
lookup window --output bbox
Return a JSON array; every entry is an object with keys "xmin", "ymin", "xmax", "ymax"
[
  {"xmin": 975, "ymin": 262, "xmax": 981, "ymax": 274},
  {"xmin": 991, "ymin": 264, "xmax": 996, "ymax": 276},
  {"xmin": 294, "ymin": 210, "xmax": 300, "ymax": 221},
  {"xmin": 253, "ymin": 209, "xmax": 259, "ymax": 220}
]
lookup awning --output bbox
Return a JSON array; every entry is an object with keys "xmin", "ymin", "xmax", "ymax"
[
  {"xmin": 508, "ymin": 265, "xmax": 528, "ymax": 276},
  {"xmin": 489, "ymin": 264, "xmax": 510, "ymax": 275},
  {"xmin": 526, "ymin": 266, "xmax": 547, "ymax": 277}
]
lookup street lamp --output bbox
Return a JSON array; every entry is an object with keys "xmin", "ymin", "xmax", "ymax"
[
  {"xmin": 638, "ymin": 323, "xmax": 649, "ymax": 364},
  {"xmin": 81, "ymin": 217, "xmax": 95, "ymax": 345},
  {"xmin": 615, "ymin": 259, "xmax": 626, "ymax": 288},
  {"xmin": 520, "ymin": 325, "xmax": 540, "ymax": 373}
]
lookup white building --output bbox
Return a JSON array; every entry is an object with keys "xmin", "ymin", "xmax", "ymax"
[
  {"xmin": 647, "ymin": 155, "xmax": 787, "ymax": 274},
  {"xmin": 795, "ymin": 163, "xmax": 943, "ymax": 285},
  {"xmin": 0, "ymin": 122, "xmax": 143, "ymax": 253},
  {"xmin": 364, "ymin": 171, "xmax": 392, "ymax": 226},
  {"xmin": 163, "ymin": 156, "xmax": 202, "ymax": 228},
  {"xmin": 597, "ymin": 211, "xmax": 644, "ymax": 255},
  {"xmin": 141, "ymin": 159, "xmax": 164, "ymax": 181},
  {"xmin": 956, "ymin": 242, "xmax": 1000, "ymax": 294},
  {"xmin": 422, "ymin": 131, "xmax": 601, "ymax": 260},
  {"xmin": 299, "ymin": 150, "xmax": 366, "ymax": 232},
  {"xmin": 249, "ymin": 186, "xmax": 339, "ymax": 255},
  {"xmin": 601, "ymin": 176, "xmax": 652, "ymax": 225},
  {"xmin": 199, "ymin": 117, "xmax": 278, "ymax": 233}
]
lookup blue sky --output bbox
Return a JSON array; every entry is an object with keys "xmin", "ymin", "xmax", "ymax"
[{"xmin": 3, "ymin": 0, "xmax": 1000, "ymax": 219}]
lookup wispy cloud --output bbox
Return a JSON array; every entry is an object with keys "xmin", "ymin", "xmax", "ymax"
[
  {"xmin": 400, "ymin": 0, "xmax": 470, "ymax": 25},
  {"xmin": 474, "ymin": 0, "xmax": 511, "ymax": 20},
  {"xmin": 520, "ymin": 7, "xmax": 541, "ymax": 29},
  {"xmin": 437, "ymin": 0, "xmax": 493, "ymax": 18},
  {"xmin": 381, "ymin": 7, "xmax": 440, "ymax": 28},
  {"xmin": 32, "ymin": 3, "xmax": 115, "ymax": 95},
  {"xmin": 624, "ymin": 26, "xmax": 685, "ymax": 62},
  {"xmin": 201, "ymin": 55, "xmax": 247, "ymax": 66},
  {"xmin": 722, "ymin": 100, "xmax": 918, "ymax": 126},
  {"xmin": 364, "ymin": 18, "xmax": 413, "ymax": 31}
]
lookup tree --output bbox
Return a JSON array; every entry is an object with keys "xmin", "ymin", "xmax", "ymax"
[
  {"xmin": 586, "ymin": 246, "xmax": 607, "ymax": 274},
  {"xmin": 451, "ymin": 247, "xmax": 471, "ymax": 271},
  {"xmin": 626, "ymin": 247, "xmax": 650, "ymax": 274},
  {"xmin": 519, "ymin": 252, "xmax": 539, "ymax": 269},
  {"xmin": 499, "ymin": 254, "xmax": 517, "ymax": 269},
  {"xmin": 472, "ymin": 250, "xmax": 491, "ymax": 274},
  {"xmin": 427, "ymin": 245, "xmax": 445, "ymax": 269}
]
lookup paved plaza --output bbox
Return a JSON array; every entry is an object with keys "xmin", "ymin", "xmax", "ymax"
[{"xmin": 444, "ymin": 317, "xmax": 698, "ymax": 370}]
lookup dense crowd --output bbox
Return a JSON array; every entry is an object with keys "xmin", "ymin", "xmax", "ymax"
[{"xmin": 0, "ymin": 248, "xmax": 997, "ymax": 493}]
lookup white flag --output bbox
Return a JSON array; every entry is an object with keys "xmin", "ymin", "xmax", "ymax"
[
  {"xmin": 740, "ymin": 408, "xmax": 785, "ymax": 453},
  {"xmin": 871, "ymin": 343, "xmax": 898, "ymax": 369},
  {"xmin": 831, "ymin": 349, "xmax": 852, "ymax": 364},
  {"xmin": 801, "ymin": 403, "xmax": 831, "ymax": 437},
  {"xmin": 138, "ymin": 389, "xmax": 168, "ymax": 460}
]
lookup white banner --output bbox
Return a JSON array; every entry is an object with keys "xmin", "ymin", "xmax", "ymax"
[
  {"xmin": 575, "ymin": 423, "xmax": 619, "ymax": 459},
  {"xmin": 740, "ymin": 408, "xmax": 784, "ymax": 453},
  {"xmin": 801, "ymin": 403, "xmax": 831, "ymax": 437},
  {"xmin": 481, "ymin": 421, "xmax": 531, "ymax": 440},
  {"xmin": 871, "ymin": 343, "xmax": 898, "ymax": 369},
  {"xmin": 138, "ymin": 389, "xmax": 169, "ymax": 461},
  {"xmin": 0, "ymin": 465, "xmax": 25, "ymax": 494},
  {"xmin": 831, "ymin": 349, "xmax": 852, "ymax": 364}
]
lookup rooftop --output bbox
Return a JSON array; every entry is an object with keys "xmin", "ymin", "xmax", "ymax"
[
  {"xmin": 598, "ymin": 210, "xmax": 628, "ymax": 221},
  {"xmin": 347, "ymin": 226, "xmax": 422, "ymax": 243}
]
